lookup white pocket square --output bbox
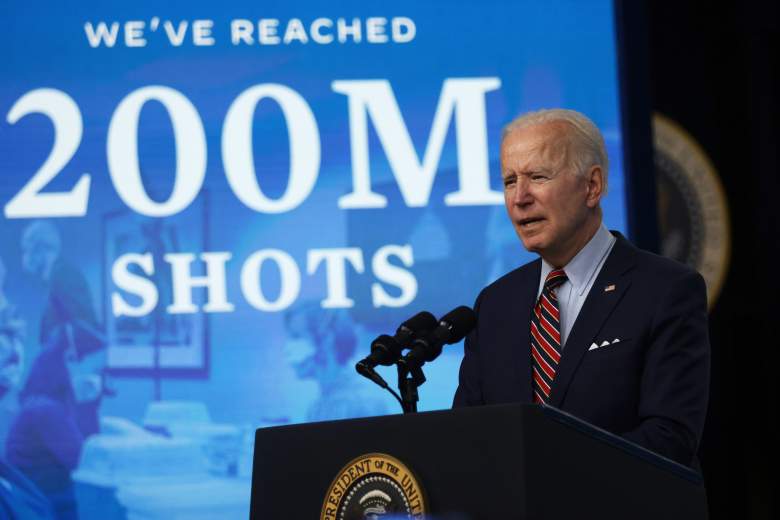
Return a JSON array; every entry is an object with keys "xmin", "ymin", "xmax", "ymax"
[{"xmin": 588, "ymin": 338, "xmax": 623, "ymax": 351}]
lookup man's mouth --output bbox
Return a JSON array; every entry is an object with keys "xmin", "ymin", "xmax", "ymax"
[{"xmin": 518, "ymin": 217, "xmax": 545, "ymax": 228}]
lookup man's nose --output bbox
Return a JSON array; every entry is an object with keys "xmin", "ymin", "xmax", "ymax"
[{"xmin": 511, "ymin": 178, "xmax": 533, "ymax": 206}]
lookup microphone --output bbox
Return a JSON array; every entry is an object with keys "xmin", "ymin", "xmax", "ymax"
[
  {"xmin": 398, "ymin": 306, "xmax": 476, "ymax": 370},
  {"xmin": 356, "ymin": 311, "xmax": 438, "ymax": 386}
]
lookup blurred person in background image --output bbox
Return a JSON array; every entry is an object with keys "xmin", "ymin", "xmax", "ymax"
[
  {"xmin": 4, "ymin": 221, "xmax": 107, "ymax": 519},
  {"xmin": 20, "ymin": 221, "xmax": 99, "ymax": 349},
  {"xmin": 4, "ymin": 321, "xmax": 106, "ymax": 520},
  {"xmin": 283, "ymin": 302, "xmax": 388, "ymax": 422},
  {"xmin": 0, "ymin": 254, "xmax": 26, "ymax": 449},
  {"xmin": 0, "ymin": 307, "xmax": 55, "ymax": 519}
]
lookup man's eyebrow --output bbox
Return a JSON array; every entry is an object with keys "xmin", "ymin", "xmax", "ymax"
[
  {"xmin": 523, "ymin": 167, "xmax": 550, "ymax": 175},
  {"xmin": 505, "ymin": 168, "xmax": 540, "ymax": 177}
]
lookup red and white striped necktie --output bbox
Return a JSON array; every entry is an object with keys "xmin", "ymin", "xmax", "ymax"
[{"xmin": 530, "ymin": 269, "xmax": 568, "ymax": 404}]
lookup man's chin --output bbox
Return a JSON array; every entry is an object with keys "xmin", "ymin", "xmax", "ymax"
[{"xmin": 517, "ymin": 234, "xmax": 547, "ymax": 255}]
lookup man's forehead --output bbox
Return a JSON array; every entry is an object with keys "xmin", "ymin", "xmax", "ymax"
[
  {"xmin": 501, "ymin": 125, "xmax": 568, "ymax": 172},
  {"xmin": 502, "ymin": 121, "xmax": 567, "ymax": 151}
]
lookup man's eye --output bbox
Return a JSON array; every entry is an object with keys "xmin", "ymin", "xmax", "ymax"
[
  {"xmin": 503, "ymin": 177, "xmax": 516, "ymax": 187},
  {"xmin": 531, "ymin": 174, "xmax": 550, "ymax": 182}
]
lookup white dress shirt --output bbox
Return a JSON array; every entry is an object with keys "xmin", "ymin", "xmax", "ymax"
[{"xmin": 537, "ymin": 223, "xmax": 616, "ymax": 348}]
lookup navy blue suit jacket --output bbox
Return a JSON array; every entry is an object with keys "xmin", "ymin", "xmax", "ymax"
[{"xmin": 453, "ymin": 233, "xmax": 710, "ymax": 466}]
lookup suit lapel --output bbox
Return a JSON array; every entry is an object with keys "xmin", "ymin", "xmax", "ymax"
[
  {"xmin": 548, "ymin": 234, "xmax": 637, "ymax": 408},
  {"xmin": 513, "ymin": 260, "xmax": 541, "ymax": 402}
]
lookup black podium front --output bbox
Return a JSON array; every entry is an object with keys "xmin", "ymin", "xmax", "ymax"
[{"xmin": 250, "ymin": 403, "xmax": 707, "ymax": 519}]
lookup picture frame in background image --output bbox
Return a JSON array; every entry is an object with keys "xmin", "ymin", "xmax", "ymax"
[{"xmin": 101, "ymin": 194, "xmax": 209, "ymax": 378}]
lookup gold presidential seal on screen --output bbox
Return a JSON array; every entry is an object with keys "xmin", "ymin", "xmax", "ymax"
[
  {"xmin": 653, "ymin": 113, "xmax": 731, "ymax": 309},
  {"xmin": 321, "ymin": 453, "xmax": 427, "ymax": 520}
]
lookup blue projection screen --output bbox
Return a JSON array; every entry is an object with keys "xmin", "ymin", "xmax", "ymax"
[{"xmin": 0, "ymin": 0, "xmax": 627, "ymax": 517}]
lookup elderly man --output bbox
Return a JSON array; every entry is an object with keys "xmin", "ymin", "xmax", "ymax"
[{"xmin": 453, "ymin": 109, "xmax": 710, "ymax": 467}]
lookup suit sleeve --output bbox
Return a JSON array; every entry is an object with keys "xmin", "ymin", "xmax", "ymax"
[
  {"xmin": 452, "ymin": 290, "xmax": 486, "ymax": 407},
  {"xmin": 621, "ymin": 269, "xmax": 711, "ymax": 466}
]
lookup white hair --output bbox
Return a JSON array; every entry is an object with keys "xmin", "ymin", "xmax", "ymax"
[{"xmin": 502, "ymin": 108, "xmax": 609, "ymax": 193}]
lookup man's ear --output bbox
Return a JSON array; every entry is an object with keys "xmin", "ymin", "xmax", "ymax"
[{"xmin": 585, "ymin": 165, "xmax": 604, "ymax": 208}]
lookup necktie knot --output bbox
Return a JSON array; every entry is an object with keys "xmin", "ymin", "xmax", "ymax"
[{"xmin": 544, "ymin": 269, "xmax": 568, "ymax": 292}]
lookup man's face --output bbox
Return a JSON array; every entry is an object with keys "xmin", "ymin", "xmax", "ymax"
[{"xmin": 500, "ymin": 122, "xmax": 599, "ymax": 265}]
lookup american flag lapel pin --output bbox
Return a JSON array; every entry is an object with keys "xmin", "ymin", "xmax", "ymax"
[{"xmin": 604, "ymin": 284, "xmax": 616, "ymax": 292}]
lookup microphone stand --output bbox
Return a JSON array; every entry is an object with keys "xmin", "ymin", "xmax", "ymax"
[{"xmin": 396, "ymin": 361, "xmax": 427, "ymax": 414}]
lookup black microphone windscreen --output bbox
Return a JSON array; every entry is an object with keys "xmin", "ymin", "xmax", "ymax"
[
  {"xmin": 439, "ymin": 306, "xmax": 477, "ymax": 343},
  {"xmin": 398, "ymin": 311, "xmax": 437, "ymax": 335}
]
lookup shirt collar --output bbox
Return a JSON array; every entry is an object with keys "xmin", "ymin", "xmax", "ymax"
[{"xmin": 540, "ymin": 223, "xmax": 615, "ymax": 296}]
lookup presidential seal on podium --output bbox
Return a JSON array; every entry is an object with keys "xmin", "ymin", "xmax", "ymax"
[{"xmin": 321, "ymin": 453, "xmax": 427, "ymax": 520}]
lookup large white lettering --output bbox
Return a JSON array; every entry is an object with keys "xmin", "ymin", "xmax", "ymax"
[
  {"xmin": 107, "ymin": 86, "xmax": 206, "ymax": 217},
  {"xmin": 111, "ymin": 253, "xmax": 158, "ymax": 317},
  {"xmin": 332, "ymin": 78, "xmax": 502, "ymax": 209},
  {"xmin": 371, "ymin": 244, "xmax": 417, "ymax": 308},
  {"xmin": 222, "ymin": 84, "xmax": 321, "ymax": 214},
  {"xmin": 240, "ymin": 250, "xmax": 301, "ymax": 311},
  {"xmin": 307, "ymin": 248, "xmax": 365, "ymax": 308},
  {"xmin": 164, "ymin": 252, "xmax": 234, "ymax": 314},
  {"xmin": 111, "ymin": 245, "xmax": 417, "ymax": 316},
  {"xmin": 4, "ymin": 89, "xmax": 91, "ymax": 218},
  {"xmin": 7, "ymin": 78, "xmax": 501, "ymax": 220}
]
